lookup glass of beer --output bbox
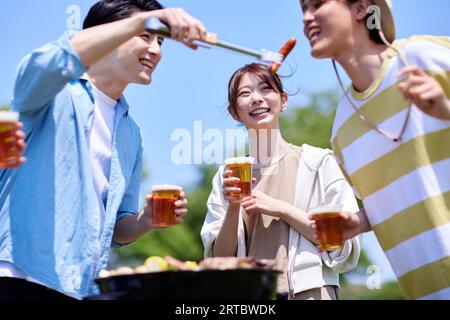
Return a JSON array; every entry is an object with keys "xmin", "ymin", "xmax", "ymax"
[
  {"xmin": 150, "ymin": 184, "xmax": 183, "ymax": 227},
  {"xmin": 310, "ymin": 206, "xmax": 344, "ymax": 251},
  {"xmin": 224, "ymin": 157, "xmax": 254, "ymax": 198},
  {"xmin": 0, "ymin": 111, "xmax": 19, "ymax": 168}
]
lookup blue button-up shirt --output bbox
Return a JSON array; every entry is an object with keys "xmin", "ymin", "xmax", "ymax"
[{"xmin": 0, "ymin": 32, "xmax": 143, "ymax": 297}]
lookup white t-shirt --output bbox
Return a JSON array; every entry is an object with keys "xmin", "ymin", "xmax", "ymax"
[
  {"xmin": 88, "ymin": 84, "xmax": 117, "ymax": 237},
  {"xmin": 0, "ymin": 84, "xmax": 117, "ymax": 299}
]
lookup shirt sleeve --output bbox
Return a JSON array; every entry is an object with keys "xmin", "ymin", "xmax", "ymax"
[
  {"xmin": 200, "ymin": 166, "xmax": 229, "ymax": 258},
  {"xmin": 116, "ymin": 142, "xmax": 143, "ymax": 222},
  {"xmin": 11, "ymin": 30, "xmax": 86, "ymax": 114},
  {"xmin": 402, "ymin": 36, "xmax": 450, "ymax": 97},
  {"xmin": 110, "ymin": 139, "xmax": 143, "ymax": 248},
  {"xmin": 319, "ymin": 154, "xmax": 362, "ymax": 273}
]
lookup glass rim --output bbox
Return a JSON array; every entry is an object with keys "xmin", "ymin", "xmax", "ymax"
[
  {"xmin": 309, "ymin": 206, "xmax": 343, "ymax": 216},
  {"xmin": 0, "ymin": 111, "xmax": 19, "ymax": 122},
  {"xmin": 151, "ymin": 184, "xmax": 183, "ymax": 192},
  {"xmin": 224, "ymin": 156, "xmax": 255, "ymax": 165}
]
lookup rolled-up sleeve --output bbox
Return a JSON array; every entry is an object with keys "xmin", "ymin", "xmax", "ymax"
[
  {"xmin": 12, "ymin": 31, "xmax": 86, "ymax": 114},
  {"xmin": 320, "ymin": 155, "xmax": 361, "ymax": 273},
  {"xmin": 200, "ymin": 167, "xmax": 229, "ymax": 257},
  {"xmin": 116, "ymin": 140, "xmax": 143, "ymax": 222},
  {"xmin": 110, "ymin": 138, "xmax": 143, "ymax": 248}
]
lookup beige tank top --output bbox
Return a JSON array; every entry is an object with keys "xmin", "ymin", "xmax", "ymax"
[{"xmin": 243, "ymin": 139, "xmax": 301, "ymax": 293}]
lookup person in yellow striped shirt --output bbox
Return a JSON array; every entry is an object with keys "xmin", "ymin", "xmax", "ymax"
[{"xmin": 299, "ymin": 0, "xmax": 450, "ymax": 299}]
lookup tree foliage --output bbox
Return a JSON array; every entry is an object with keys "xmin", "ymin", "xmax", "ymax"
[{"xmin": 280, "ymin": 89, "xmax": 339, "ymax": 149}]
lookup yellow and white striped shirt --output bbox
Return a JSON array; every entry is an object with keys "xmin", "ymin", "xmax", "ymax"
[{"xmin": 331, "ymin": 36, "xmax": 450, "ymax": 300}]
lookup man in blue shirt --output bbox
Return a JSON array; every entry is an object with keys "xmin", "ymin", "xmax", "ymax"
[{"xmin": 0, "ymin": 0, "xmax": 208, "ymax": 299}]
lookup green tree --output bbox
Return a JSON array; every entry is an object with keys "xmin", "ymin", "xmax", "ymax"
[{"xmin": 280, "ymin": 89, "xmax": 339, "ymax": 149}]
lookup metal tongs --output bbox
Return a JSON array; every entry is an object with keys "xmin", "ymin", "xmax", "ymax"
[{"xmin": 146, "ymin": 17, "xmax": 296, "ymax": 73}]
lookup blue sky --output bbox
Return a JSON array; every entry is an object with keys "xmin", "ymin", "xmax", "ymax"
[{"xmin": 1, "ymin": 1, "xmax": 449, "ymax": 284}]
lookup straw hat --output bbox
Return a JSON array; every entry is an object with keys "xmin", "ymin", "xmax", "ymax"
[{"xmin": 371, "ymin": 0, "xmax": 396, "ymax": 43}]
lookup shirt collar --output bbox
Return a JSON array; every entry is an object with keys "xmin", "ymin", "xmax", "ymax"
[{"xmin": 79, "ymin": 74, "xmax": 129, "ymax": 117}]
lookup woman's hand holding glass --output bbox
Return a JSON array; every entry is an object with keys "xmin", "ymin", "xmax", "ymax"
[{"xmin": 240, "ymin": 190, "xmax": 289, "ymax": 218}]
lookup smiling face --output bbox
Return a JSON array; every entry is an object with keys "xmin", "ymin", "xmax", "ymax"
[
  {"xmin": 106, "ymin": 31, "xmax": 163, "ymax": 85},
  {"xmin": 228, "ymin": 66, "xmax": 287, "ymax": 130},
  {"xmin": 300, "ymin": 0, "xmax": 355, "ymax": 59}
]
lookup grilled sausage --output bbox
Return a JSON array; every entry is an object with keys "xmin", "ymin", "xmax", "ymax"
[{"xmin": 270, "ymin": 37, "xmax": 297, "ymax": 73}]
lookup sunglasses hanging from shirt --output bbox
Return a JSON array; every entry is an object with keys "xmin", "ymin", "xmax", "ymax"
[{"xmin": 332, "ymin": 29, "xmax": 415, "ymax": 143}]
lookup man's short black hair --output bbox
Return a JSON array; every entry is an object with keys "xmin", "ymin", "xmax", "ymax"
[{"xmin": 83, "ymin": 0, "xmax": 164, "ymax": 29}]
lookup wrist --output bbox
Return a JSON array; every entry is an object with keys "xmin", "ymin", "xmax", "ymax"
[
  {"xmin": 225, "ymin": 202, "xmax": 241, "ymax": 219},
  {"xmin": 431, "ymin": 97, "xmax": 450, "ymax": 120},
  {"xmin": 278, "ymin": 201, "xmax": 292, "ymax": 220},
  {"xmin": 135, "ymin": 11, "xmax": 151, "ymax": 32},
  {"xmin": 228, "ymin": 202, "xmax": 241, "ymax": 212},
  {"xmin": 444, "ymin": 99, "xmax": 450, "ymax": 119},
  {"xmin": 357, "ymin": 209, "xmax": 371, "ymax": 233},
  {"xmin": 138, "ymin": 210, "xmax": 153, "ymax": 232}
]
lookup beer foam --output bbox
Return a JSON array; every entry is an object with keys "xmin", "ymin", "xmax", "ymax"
[
  {"xmin": 0, "ymin": 111, "xmax": 19, "ymax": 122},
  {"xmin": 224, "ymin": 157, "xmax": 255, "ymax": 165},
  {"xmin": 309, "ymin": 205, "xmax": 343, "ymax": 216},
  {"xmin": 151, "ymin": 184, "xmax": 183, "ymax": 192}
]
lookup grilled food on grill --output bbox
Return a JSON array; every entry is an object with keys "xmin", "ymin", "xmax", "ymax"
[
  {"xmin": 98, "ymin": 256, "xmax": 275, "ymax": 278},
  {"xmin": 199, "ymin": 257, "xmax": 276, "ymax": 270}
]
